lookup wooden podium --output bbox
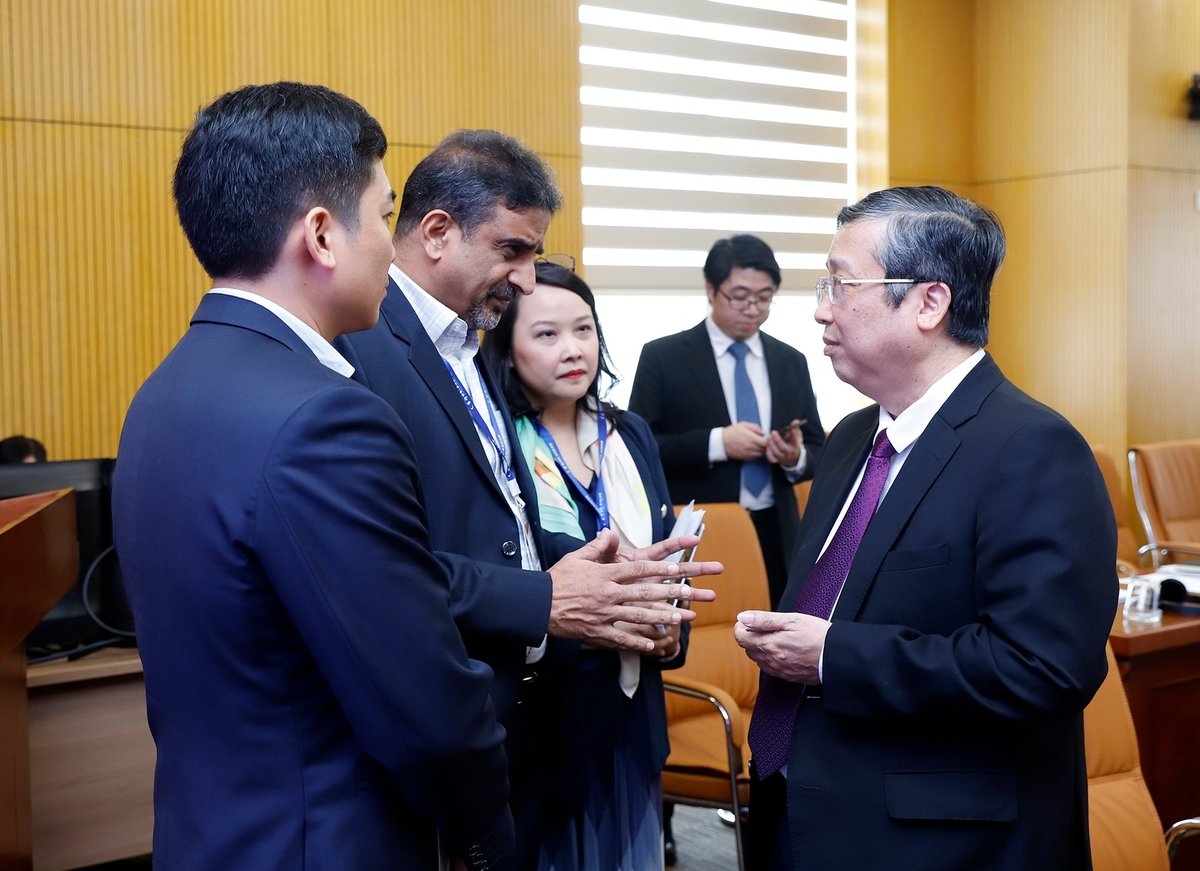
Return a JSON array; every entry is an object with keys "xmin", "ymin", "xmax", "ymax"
[{"xmin": 0, "ymin": 490, "xmax": 77, "ymax": 871}]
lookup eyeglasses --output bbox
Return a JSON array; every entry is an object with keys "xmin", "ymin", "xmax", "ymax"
[
  {"xmin": 714, "ymin": 286, "xmax": 777, "ymax": 309},
  {"xmin": 814, "ymin": 276, "xmax": 919, "ymax": 306},
  {"xmin": 535, "ymin": 253, "xmax": 576, "ymax": 272}
]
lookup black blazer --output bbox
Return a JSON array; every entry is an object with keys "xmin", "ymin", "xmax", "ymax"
[
  {"xmin": 532, "ymin": 411, "xmax": 688, "ymax": 790},
  {"xmin": 337, "ymin": 280, "xmax": 554, "ymax": 725},
  {"xmin": 629, "ymin": 320, "xmax": 825, "ymax": 556},
  {"xmin": 773, "ymin": 353, "xmax": 1117, "ymax": 869}
]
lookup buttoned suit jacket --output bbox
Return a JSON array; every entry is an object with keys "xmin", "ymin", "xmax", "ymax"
[
  {"xmin": 337, "ymin": 280, "xmax": 556, "ymax": 725},
  {"xmin": 113, "ymin": 294, "xmax": 511, "ymax": 870},
  {"xmin": 629, "ymin": 320, "xmax": 825, "ymax": 559},
  {"xmin": 770, "ymin": 353, "xmax": 1116, "ymax": 870}
]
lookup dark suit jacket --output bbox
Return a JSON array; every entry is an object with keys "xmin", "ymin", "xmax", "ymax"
[
  {"xmin": 534, "ymin": 411, "xmax": 688, "ymax": 801},
  {"xmin": 112, "ymin": 294, "xmax": 511, "ymax": 870},
  {"xmin": 773, "ymin": 354, "xmax": 1116, "ymax": 870},
  {"xmin": 629, "ymin": 320, "xmax": 825, "ymax": 558},
  {"xmin": 337, "ymin": 280, "xmax": 555, "ymax": 725}
]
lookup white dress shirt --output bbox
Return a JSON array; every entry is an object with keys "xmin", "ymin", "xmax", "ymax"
[
  {"xmin": 703, "ymin": 317, "xmax": 807, "ymax": 510},
  {"xmin": 208, "ymin": 288, "xmax": 355, "ymax": 377}
]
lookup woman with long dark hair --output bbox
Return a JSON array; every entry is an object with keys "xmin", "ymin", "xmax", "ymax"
[{"xmin": 482, "ymin": 260, "xmax": 683, "ymax": 871}]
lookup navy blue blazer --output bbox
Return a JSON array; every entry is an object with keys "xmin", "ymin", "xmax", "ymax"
[
  {"xmin": 770, "ymin": 354, "xmax": 1117, "ymax": 869},
  {"xmin": 337, "ymin": 281, "xmax": 554, "ymax": 724},
  {"xmin": 532, "ymin": 410, "xmax": 689, "ymax": 790},
  {"xmin": 113, "ymin": 294, "xmax": 511, "ymax": 870},
  {"xmin": 629, "ymin": 321, "xmax": 825, "ymax": 558}
]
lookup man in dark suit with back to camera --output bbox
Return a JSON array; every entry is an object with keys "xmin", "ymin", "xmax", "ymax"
[
  {"xmin": 113, "ymin": 82, "xmax": 513, "ymax": 870},
  {"xmin": 630, "ymin": 234, "xmax": 826, "ymax": 609},
  {"xmin": 337, "ymin": 129, "xmax": 719, "ymax": 865},
  {"xmin": 736, "ymin": 186, "xmax": 1117, "ymax": 870}
]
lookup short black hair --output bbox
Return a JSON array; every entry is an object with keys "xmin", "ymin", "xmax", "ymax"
[
  {"xmin": 481, "ymin": 261, "xmax": 622, "ymax": 422},
  {"xmin": 0, "ymin": 435, "xmax": 47, "ymax": 463},
  {"xmin": 703, "ymin": 234, "xmax": 782, "ymax": 290},
  {"xmin": 396, "ymin": 130, "xmax": 562, "ymax": 239},
  {"xmin": 173, "ymin": 81, "xmax": 387, "ymax": 279},
  {"xmin": 837, "ymin": 186, "xmax": 1005, "ymax": 347}
]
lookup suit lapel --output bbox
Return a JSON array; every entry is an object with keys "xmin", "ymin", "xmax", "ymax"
[
  {"xmin": 682, "ymin": 322, "xmax": 732, "ymax": 426},
  {"xmin": 761, "ymin": 334, "xmax": 790, "ymax": 431},
  {"xmin": 831, "ymin": 355, "xmax": 1006, "ymax": 621},
  {"xmin": 380, "ymin": 284, "xmax": 496, "ymax": 480}
]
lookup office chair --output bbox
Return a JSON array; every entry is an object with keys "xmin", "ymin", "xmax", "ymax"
[{"xmin": 661, "ymin": 502, "xmax": 769, "ymax": 871}]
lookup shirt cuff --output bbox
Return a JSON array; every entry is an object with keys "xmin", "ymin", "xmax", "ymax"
[
  {"xmin": 783, "ymin": 445, "xmax": 808, "ymax": 483},
  {"xmin": 708, "ymin": 428, "xmax": 728, "ymax": 464},
  {"xmin": 525, "ymin": 636, "xmax": 547, "ymax": 664}
]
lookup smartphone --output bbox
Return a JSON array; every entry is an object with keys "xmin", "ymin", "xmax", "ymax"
[{"xmin": 669, "ymin": 522, "xmax": 705, "ymax": 608}]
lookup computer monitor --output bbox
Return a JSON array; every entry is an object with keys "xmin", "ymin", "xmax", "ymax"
[{"xmin": 0, "ymin": 458, "xmax": 134, "ymax": 660}]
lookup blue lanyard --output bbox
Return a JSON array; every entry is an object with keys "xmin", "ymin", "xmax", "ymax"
[
  {"xmin": 535, "ymin": 407, "xmax": 610, "ymax": 535},
  {"xmin": 442, "ymin": 359, "xmax": 519, "ymax": 493}
]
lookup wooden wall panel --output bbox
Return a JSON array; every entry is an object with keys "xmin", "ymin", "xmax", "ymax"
[
  {"xmin": 886, "ymin": 0, "xmax": 973, "ymax": 188},
  {"xmin": 1, "ymin": 122, "xmax": 198, "ymax": 458},
  {"xmin": 1126, "ymin": 0, "xmax": 1200, "ymax": 445},
  {"xmin": 974, "ymin": 0, "xmax": 1127, "ymax": 181},
  {"xmin": 1127, "ymin": 166, "xmax": 1200, "ymax": 443},
  {"xmin": 1129, "ymin": 0, "xmax": 1200, "ymax": 172},
  {"xmin": 0, "ymin": 0, "xmax": 582, "ymax": 458},
  {"xmin": 0, "ymin": 2, "xmax": 14, "ymax": 118},
  {"xmin": 978, "ymin": 172, "xmax": 1127, "ymax": 454}
]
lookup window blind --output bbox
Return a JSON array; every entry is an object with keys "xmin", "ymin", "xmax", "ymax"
[{"xmin": 579, "ymin": 0, "xmax": 855, "ymax": 292}]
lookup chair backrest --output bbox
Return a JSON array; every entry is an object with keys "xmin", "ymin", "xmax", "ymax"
[
  {"xmin": 1091, "ymin": 445, "xmax": 1141, "ymax": 573},
  {"xmin": 1084, "ymin": 642, "xmax": 1169, "ymax": 871},
  {"xmin": 669, "ymin": 502, "xmax": 770, "ymax": 718},
  {"xmin": 1129, "ymin": 440, "xmax": 1200, "ymax": 556}
]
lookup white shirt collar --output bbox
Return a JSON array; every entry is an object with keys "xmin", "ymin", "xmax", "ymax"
[
  {"xmin": 207, "ymin": 287, "xmax": 354, "ymax": 377},
  {"xmin": 389, "ymin": 263, "xmax": 479, "ymax": 364},
  {"xmin": 876, "ymin": 349, "xmax": 986, "ymax": 453},
  {"xmin": 704, "ymin": 315, "xmax": 763, "ymax": 358}
]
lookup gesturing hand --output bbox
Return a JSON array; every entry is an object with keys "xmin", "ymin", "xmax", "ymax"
[{"xmin": 548, "ymin": 529, "xmax": 720, "ymax": 652}]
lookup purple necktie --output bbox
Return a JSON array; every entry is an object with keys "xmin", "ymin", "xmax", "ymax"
[{"xmin": 747, "ymin": 429, "xmax": 896, "ymax": 778}]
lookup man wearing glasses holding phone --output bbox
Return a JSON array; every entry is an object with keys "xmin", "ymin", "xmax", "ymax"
[{"xmin": 631, "ymin": 234, "xmax": 826, "ymax": 610}]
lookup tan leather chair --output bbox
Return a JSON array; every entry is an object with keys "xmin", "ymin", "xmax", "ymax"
[
  {"xmin": 1086, "ymin": 643, "xmax": 1200, "ymax": 868},
  {"xmin": 1128, "ymin": 440, "xmax": 1200, "ymax": 567},
  {"xmin": 793, "ymin": 479, "xmax": 811, "ymax": 515},
  {"xmin": 1092, "ymin": 445, "xmax": 1143, "ymax": 576},
  {"xmin": 661, "ymin": 502, "xmax": 768, "ymax": 871}
]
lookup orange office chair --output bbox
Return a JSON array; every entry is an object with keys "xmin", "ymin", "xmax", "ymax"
[
  {"xmin": 1091, "ymin": 445, "xmax": 1143, "ymax": 577},
  {"xmin": 1128, "ymin": 440, "xmax": 1200, "ymax": 568},
  {"xmin": 661, "ymin": 502, "xmax": 769, "ymax": 871},
  {"xmin": 1085, "ymin": 643, "xmax": 1200, "ymax": 869}
]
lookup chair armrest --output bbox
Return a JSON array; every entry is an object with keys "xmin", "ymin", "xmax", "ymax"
[
  {"xmin": 662, "ymin": 674, "xmax": 746, "ymax": 743},
  {"xmin": 1140, "ymin": 541, "xmax": 1200, "ymax": 568},
  {"xmin": 1166, "ymin": 817, "xmax": 1200, "ymax": 860}
]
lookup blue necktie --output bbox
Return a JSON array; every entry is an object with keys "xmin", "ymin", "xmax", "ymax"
[
  {"xmin": 729, "ymin": 341, "xmax": 770, "ymax": 496},
  {"xmin": 747, "ymin": 429, "xmax": 896, "ymax": 777}
]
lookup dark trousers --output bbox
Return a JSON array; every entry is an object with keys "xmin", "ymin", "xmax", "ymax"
[
  {"xmin": 747, "ymin": 763, "xmax": 794, "ymax": 871},
  {"xmin": 749, "ymin": 505, "xmax": 789, "ymax": 609}
]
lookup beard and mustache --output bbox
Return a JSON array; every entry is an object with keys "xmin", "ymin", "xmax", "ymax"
[{"xmin": 464, "ymin": 280, "xmax": 519, "ymax": 331}]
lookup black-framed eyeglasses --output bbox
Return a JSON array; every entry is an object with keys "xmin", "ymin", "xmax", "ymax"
[
  {"xmin": 814, "ymin": 276, "xmax": 920, "ymax": 306},
  {"xmin": 535, "ymin": 253, "xmax": 576, "ymax": 272},
  {"xmin": 714, "ymin": 286, "xmax": 777, "ymax": 309}
]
